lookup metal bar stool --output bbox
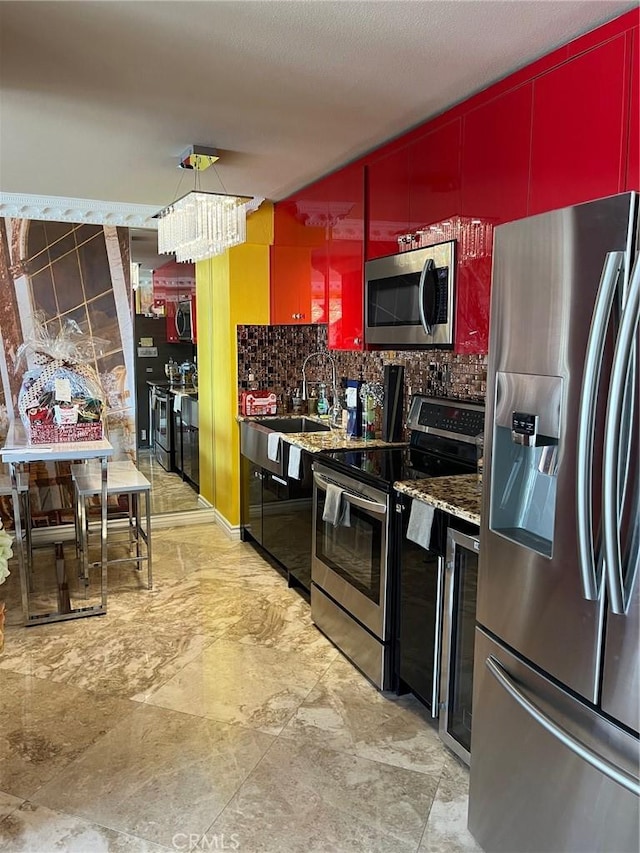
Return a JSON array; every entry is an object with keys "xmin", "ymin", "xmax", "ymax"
[
  {"xmin": 0, "ymin": 471, "xmax": 33, "ymax": 584},
  {"xmin": 71, "ymin": 460, "xmax": 153, "ymax": 593}
]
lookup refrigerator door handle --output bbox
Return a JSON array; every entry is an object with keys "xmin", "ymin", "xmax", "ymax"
[
  {"xmin": 486, "ymin": 655, "xmax": 640, "ymax": 797},
  {"xmin": 603, "ymin": 251, "xmax": 640, "ymax": 615},
  {"xmin": 576, "ymin": 250, "xmax": 626, "ymax": 600},
  {"xmin": 430, "ymin": 555, "xmax": 445, "ymax": 718}
]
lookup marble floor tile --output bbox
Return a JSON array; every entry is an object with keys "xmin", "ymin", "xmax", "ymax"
[
  {"xmin": 0, "ymin": 800, "xmax": 172, "ymax": 852},
  {"xmin": 219, "ymin": 588, "xmax": 338, "ymax": 664},
  {"xmin": 0, "ymin": 792, "xmax": 23, "ymax": 824},
  {"xmin": 32, "ymin": 703, "xmax": 274, "ymax": 849},
  {"xmin": 280, "ymin": 655, "xmax": 448, "ymax": 776},
  {"xmin": 419, "ymin": 755, "xmax": 481, "ymax": 853},
  {"xmin": 0, "ymin": 671, "xmax": 136, "ymax": 799},
  {"xmin": 139, "ymin": 638, "xmax": 332, "ymax": 734},
  {"xmin": 107, "ymin": 575, "xmax": 263, "ymax": 638},
  {"xmin": 0, "ymin": 521, "xmax": 477, "ymax": 853},
  {"xmin": 0, "ymin": 616, "xmax": 214, "ymax": 700},
  {"xmin": 204, "ymin": 737, "xmax": 437, "ymax": 853}
]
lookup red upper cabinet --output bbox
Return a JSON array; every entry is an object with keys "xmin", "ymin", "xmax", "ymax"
[
  {"xmin": 367, "ymin": 145, "xmax": 410, "ymax": 259},
  {"xmin": 454, "ymin": 85, "xmax": 533, "ymax": 355},
  {"xmin": 409, "ymin": 120, "xmax": 462, "ymax": 232},
  {"xmin": 529, "ymin": 36, "xmax": 629, "ymax": 215},
  {"xmin": 461, "ymin": 84, "xmax": 533, "ymax": 225},
  {"xmin": 270, "ymin": 245, "xmax": 313, "ymax": 324},
  {"xmin": 325, "ymin": 164, "xmax": 365, "ymax": 351},
  {"xmin": 271, "ymin": 185, "xmax": 327, "ymax": 325},
  {"xmin": 625, "ymin": 27, "xmax": 639, "ymax": 191}
]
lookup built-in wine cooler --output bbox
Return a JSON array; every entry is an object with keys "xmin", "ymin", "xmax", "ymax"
[{"xmin": 439, "ymin": 528, "xmax": 480, "ymax": 764}]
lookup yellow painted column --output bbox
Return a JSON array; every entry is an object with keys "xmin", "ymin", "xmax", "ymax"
[{"xmin": 195, "ymin": 203, "xmax": 273, "ymax": 530}]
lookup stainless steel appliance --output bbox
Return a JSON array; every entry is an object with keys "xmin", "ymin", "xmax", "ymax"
[
  {"xmin": 180, "ymin": 394, "xmax": 199, "ymax": 489},
  {"xmin": 151, "ymin": 385, "xmax": 172, "ymax": 471},
  {"xmin": 439, "ymin": 527, "xmax": 479, "ymax": 764},
  {"xmin": 395, "ymin": 397, "xmax": 484, "ymax": 761},
  {"xmin": 364, "ymin": 241, "xmax": 455, "ymax": 348},
  {"xmin": 469, "ymin": 192, "xmax": 639, "ymax": 852},
  {"xmin": 175, "ymin": 297, "xmax": 194, "ymax": 342},
  {"xmin": 311, "ymin": 395, "xmax": 484, "ymax": 691}
]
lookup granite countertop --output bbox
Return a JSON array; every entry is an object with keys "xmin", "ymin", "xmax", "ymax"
[
  {"xmin": 237, "ymin": 413, "xmax": 404, "ymax": 453},
  {"xmin": 394, "ymin": 474, "xmax": 482, "ymax": 526},
  {"xmin": 286, "ymin": 431, "xmax": 403, "ymax": 453}
]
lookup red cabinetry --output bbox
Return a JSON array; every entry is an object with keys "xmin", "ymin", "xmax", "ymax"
[
  {"xmin": 409, "ymin": 120, "xmax": 462, "ymax": 233},
  {"xmin": 325, "ymin": 164, "xmax": 365, "ymax": 351},
  {"xmin": 367, "ymin": 145, "xmax": 410, "ymax": 259},
  {"xmin": 271, "ymin": 187, "xmax": 327, "ymax": 325},
  {"xmin": 529, "ymin": 36, "xmax": 629, "ymax": 215},
  {"xmin": 625, "ymin": 27, "xmax": 639, "ymax": 191},
  {"xmin": 152, "ymin": 260, "xmax": 196, "ymax": 343},
  {"xmin": 461, "ymin": 85, "xmax": 532, "ymax": 225},
  {"xmin": 454, "ymin": 85, "xmax": 534, "ymax": 354}
]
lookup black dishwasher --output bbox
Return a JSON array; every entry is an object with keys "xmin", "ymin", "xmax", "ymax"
[
  {"xmin": 262, "ymin": 446, "xmax": 314, "ymax": 592},
  {"xmin": 395, "ymin": 500, "xmax": 478, "ymax": 715},
  {"xmin": 395, "ymin": 499, "xmax": 449, "ymax": 712}
]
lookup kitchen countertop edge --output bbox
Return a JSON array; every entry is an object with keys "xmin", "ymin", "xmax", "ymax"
[{"xmin": 394, "ymin": 475, "xmax": 481, "ymax": 526}]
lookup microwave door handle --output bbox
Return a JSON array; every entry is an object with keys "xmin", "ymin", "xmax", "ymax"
[{"xmin": 418, "ymin": 258, "xmax": 437, "ymax": 335}]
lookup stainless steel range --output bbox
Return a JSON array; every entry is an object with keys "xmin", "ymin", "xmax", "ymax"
[{"xmin": 311, "ymin": 395, "xmax": 484, "ymax": 690}]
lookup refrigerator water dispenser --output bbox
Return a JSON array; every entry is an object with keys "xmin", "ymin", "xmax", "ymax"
[{"xmin": 490, "ymin": 372, "xmax": 563, "ymax": 558}]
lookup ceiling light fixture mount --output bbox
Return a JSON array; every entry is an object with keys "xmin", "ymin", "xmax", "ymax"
[
  {"xmin": 156, "ymin": 145, "xmax": 257, "ymax": 263},
  {"xmin": 178, "ymin": 144, "xmax": 219, "ymax": 171}
]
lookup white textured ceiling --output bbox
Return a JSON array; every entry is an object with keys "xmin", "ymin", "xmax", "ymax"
[{"xmin": 0, "ymin": 0, "xmax": 635, "ymax": 209}]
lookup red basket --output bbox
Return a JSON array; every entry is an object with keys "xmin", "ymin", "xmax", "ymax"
[{"xmin": 28, "ymin": 422, "xmax": 104, "ymax": 444}]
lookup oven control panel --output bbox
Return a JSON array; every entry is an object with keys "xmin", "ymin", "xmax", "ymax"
[{"xmin": 407, "ymin": 395, "xmax": 485, "ymax": 439}]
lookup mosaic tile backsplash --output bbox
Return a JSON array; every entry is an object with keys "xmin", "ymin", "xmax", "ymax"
[{"xmin": 237, "ymin": 325, "xmax": 487, "ymax": 432}]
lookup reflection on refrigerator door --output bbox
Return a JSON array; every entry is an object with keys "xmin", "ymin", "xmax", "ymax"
[{"xmin": 469, "ymin": 192, "xmax": 639, "ymax": 853}]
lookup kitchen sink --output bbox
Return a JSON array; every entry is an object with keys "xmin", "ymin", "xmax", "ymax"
[
  {"xmin": 252, "ymin": 417, "xmax": 330, "ymax": 434},
  {"xmin": 240, "ymin": 416, "xmax": 329, "ymax": 475}
]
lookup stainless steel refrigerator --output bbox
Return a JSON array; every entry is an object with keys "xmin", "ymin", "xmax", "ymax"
[{"xmin": 468, "ymin": 192, "xmax": 639, "ymax": 853}]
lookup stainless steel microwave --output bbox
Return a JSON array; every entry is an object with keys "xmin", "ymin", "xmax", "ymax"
[
  {"xmin": 364, "ymin": 240, "xmax": 455, "ymax": 348},
  {"xmin": 175, "ymin": 297, "xmax": 193, "ymax": 342}
]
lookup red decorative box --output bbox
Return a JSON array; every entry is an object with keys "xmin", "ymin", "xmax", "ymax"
[
  {"xmin": 29, "ymin": 422, "xmax": 104, "ymax": 445},
  {"xmin": 240, "ymin": 391, "xmax": 277, "ymax": 416}
]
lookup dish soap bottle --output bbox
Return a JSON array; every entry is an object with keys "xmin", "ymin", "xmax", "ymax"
[{"xmin": 317, "ymin": 382, "xmax": 329, "ymax": 416}]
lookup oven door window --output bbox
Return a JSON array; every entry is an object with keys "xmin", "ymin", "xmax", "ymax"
[{"xmin": 315, "ymin": 489, "xmax": 383, "ymax": 604}]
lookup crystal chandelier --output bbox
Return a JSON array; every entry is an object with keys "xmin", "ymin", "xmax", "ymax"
[{"xmin": 155, "ymin": 145, "xmax": 254, "ymax": 263}]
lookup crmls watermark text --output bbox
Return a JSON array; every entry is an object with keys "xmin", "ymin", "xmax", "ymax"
[{"xmin": 172, "ymin": 832, "xmax": 241, "ymax": 851}]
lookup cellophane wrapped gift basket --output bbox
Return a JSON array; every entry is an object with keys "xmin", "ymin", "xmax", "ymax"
[{"xmin": 16, "ymin": 315, "xmax": 108, "ymax": 444}]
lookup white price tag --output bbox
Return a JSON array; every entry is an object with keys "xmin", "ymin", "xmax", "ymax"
[{"xmin": 54, "ymin": 377, "xmax": 72, "ymax": 402}]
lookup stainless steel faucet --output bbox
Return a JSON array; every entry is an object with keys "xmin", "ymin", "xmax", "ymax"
[{"xmin": 301, "ymin": 350, "xmax": 338, "ymax": 403}]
